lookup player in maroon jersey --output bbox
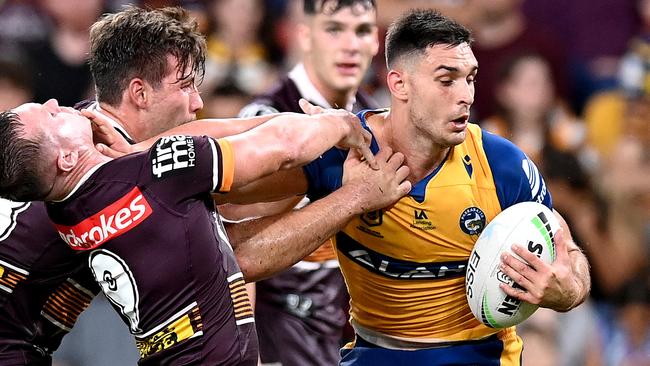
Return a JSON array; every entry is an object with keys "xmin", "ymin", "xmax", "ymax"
[{"xmin": 0, "ymin": 99, "xmax": 409, "ymax": 365}]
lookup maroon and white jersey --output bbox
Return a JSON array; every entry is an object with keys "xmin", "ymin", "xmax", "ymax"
[
  {"xmin": 47, "ymin": 136, "xmax": 257, "ymax": 365},
  {"xmin": 0, "ymin": 200, "xmax": 97, "ymax": 364}
]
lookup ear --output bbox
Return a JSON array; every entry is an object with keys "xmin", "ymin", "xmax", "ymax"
[
  {"xmin": 386, "ymin": 69, "xmax": 408, "ymax": 102},
  {"xmin": 126, "ymin": 78, "xmax": 148, "ymax": 109},
  {"xmin": 57, "ymin": 149, "xmax": 78, "ymax": 173}
]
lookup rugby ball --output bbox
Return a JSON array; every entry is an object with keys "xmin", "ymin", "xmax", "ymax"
[{"xmin": 465, "ymin": 201, "xmax": 560, "ymax": 328}]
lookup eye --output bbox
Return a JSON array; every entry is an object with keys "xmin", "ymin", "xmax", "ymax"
[{"xmin": 326, "ymin": 26, "xmax": 342, "ymax": 34}]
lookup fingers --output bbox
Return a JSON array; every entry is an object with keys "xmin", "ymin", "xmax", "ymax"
[
  {"xmin": 298, "ymin": 98, "xmax": 324, "ymax": 115},
  {"xmin": 357, "ymin": 145, "xmax": 378, "ymax": 170},
  {"xmin": 499, "ymin": 282, "xmax": 536, "ymax": 305},
  {"xmin": 94, "ymin": 143, "xmax": 124, "ymax": 159},
  {"xmin": 500, "ymin": 252, "xmax": 536, "ymax": 291}
]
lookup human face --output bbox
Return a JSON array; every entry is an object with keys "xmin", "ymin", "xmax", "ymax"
[
  {"xmin": 143, "ymin": 56, "xmax": 204, "ymax": 140},
  {"xmin": 305, "ymin": 3, "xmax": 379, "ymax": 96},
  {"xmin": 405, "ymin": 43, "xmax": 477, "ymax": 147},
  {"xmin": 497, "ymin": 56, "xmax": 554, "ymax": 117},
  {"xmin": 14, "ymin": 99, "xmax": 92, "ymax": 146}
]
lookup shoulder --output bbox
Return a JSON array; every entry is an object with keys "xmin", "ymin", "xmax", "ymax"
[
  {"xmin": 239, "ymin": 77, "xmax": 301, "ymax": 116},
  {"xmin": 479, "ymin": 128, "xmax": 552, "ymax": 208}
]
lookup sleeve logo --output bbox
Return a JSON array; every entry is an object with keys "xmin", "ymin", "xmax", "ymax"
[
  {"xmin": 55, "ymin": 187, "xmax": 152, "ymax": 250},
  {"xmin": 521, "ymin": 159, "xmax": 547, "ymax": 203},
  {"xmin": 151, "ymin": 135, "xmax": 196, "ymax": 179}
]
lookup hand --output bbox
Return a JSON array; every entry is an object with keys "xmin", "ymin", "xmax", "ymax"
[
  {"xmin": 498, "ymin": 228, "xmax": 581, "ymax": 311},
  {"xmin": 341, "ymin": 147, "xmax": 411, "ymax": 213},
  {"xmin": 299, "ymin": 99, "xmax": 377, "ymax": 169},
  {"xmin": 81, "ymin": 109, "xmax": 133, "ymax": 158}
]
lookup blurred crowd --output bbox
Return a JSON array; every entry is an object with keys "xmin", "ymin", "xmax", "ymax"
[{"xmin": 0, "ymin": 0, "xmax": 647, "ymax": 365}]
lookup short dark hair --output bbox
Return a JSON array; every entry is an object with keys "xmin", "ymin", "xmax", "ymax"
[
  {"xmin": 304, "ymin": 0, "xmax": 375, "ymax": 15},
  {"xmin": 89, "ymin": 6, "xmax": 206, "ymax": 106},
  {"xmin": 0, "ymin": 111, "xmax": 48, "ymax": 202},
  {"xmin": 385, "ymin": 9, "xmax": 472, "ymax": 68}
]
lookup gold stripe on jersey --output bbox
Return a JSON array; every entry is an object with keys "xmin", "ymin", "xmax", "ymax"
[
  {"xmin": 228, "ymin": 273, "xmax": 254, "ymax": 325},
  {"xmin": 0, "ymin": 259, "xmax": 28, "ymax": 294},
  {"xmin": 302, "ymin": 239, "xmax": 337, "ymax": 262},
  {"xmin": 336, "ymin": 124, "xmax": 508, "ymax": 343},
  {"xmin": 214, "ymin": 138, "xmax": 235, "ymax": 193},
  {"xmin": 41, "ymin": 278, "xmax": 94, "ymax": 331},
  {"xmin": 135, "ymin": 302, "xmax": 203, "ymax": 359}
]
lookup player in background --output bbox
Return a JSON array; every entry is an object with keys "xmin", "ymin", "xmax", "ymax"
[{"xmin": 234, "ymin": 1, "xmax": 379, "ymax": 364}]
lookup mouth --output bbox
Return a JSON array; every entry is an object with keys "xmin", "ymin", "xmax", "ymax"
[
  {"xmin": 336, "ymin": 63, "xmax": 360, "ymax": 76},
  {"xmin": 450, "ymin": 114, "xmax": 469, "ymax": 130}
]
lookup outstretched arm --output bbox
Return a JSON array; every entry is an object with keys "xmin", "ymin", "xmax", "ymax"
[
  {"xmin": 228, "ymin": 147, "xmax": 411, "ymax": 282},
  {"xmin": 84, "ymin": 109, "xmax": 282, "ymax": 157},
  {"xmin": 499, "ymin": 210, "xmax": 591, "ymax": 311},
  {"xmin": 223, "ymin": 104, "xmax": 371, "ymax": 188}
]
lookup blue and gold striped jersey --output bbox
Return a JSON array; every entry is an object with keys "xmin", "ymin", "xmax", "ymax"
[{"xmin": 304, "ymin": 110, "xmax": 552, "ymax": 345}]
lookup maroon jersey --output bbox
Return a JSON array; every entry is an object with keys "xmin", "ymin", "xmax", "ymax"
[
  {"xmin": 0, "ymin": 201, "xmax": 97, "ymax": 365},
  {"xmin": 47, "ymin": 136, "xmax": 257, "ymax": 365}
]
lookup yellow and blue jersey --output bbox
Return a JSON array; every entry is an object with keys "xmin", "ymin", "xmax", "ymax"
[{"xmin": 304, "ymin": 110, "xmax": 552, "ymax": 352}]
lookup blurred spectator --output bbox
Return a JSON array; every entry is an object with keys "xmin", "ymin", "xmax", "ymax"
[
  {"xmin": 0, "ymin": 0, "xmax": 49, "ymax": 44},
  {"xmin": 585, "ymin": 276, "xmax": 650, "ymax": 366},
  {"xmin": 584, "ymin": 0, "xmax": 650, "ymax": 161},
  {"xmin": 201, "ymin": 83, "xmax": 253, "ymax": 119},
  {"xmin": 523, "ymin": 0, "xmax": 639, "ymax": 113},
  {"xmin": 470, "ymin": 0, "xmax": 570, "ymax": 121},
  {"xmin": 202, "ymin": 0, "xmax": 281, "ymax": 95},
  {"xmin": 21, "ymin": 0, "xmax": 103, "ymax": 105},
  {"xmin": 480, "ymin": 52, "xmax": 585, "ymax": 166},
  {"xmin": 0, "ymin": 58, "xmax": 34, "ymax": 110}
]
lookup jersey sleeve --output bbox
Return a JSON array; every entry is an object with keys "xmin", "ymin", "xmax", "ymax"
[
  {"xmin": 303, "ymin": 148, "xmax": 348, "ymax": 200},
  {"xmin": 482, "ymin": 130, "xmax": 553, "ymax": 210},
  {"xmin": 304, "ymin": 109, "xmax": 382, "ymax": 201},
  {"xmin": 148, "ymin": 135, "xmax": 234, "ymax": 198}
]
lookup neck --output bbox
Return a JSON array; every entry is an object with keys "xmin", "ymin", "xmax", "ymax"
[
  {"xmin": 48, "ymin": 149, "xmax": 111, "ymax": 202},
  {"xmin": 98, "ymin": 102, "xmax": 140, "ymax": 142},
  {"xmin": 372, "ymin": 109, "xmax": 450, "ymax": 183}
]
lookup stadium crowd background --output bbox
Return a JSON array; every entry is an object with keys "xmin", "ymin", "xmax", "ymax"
[{"xmin": 0, "ymin": 0, "xmax": 647, "ymax": 365}]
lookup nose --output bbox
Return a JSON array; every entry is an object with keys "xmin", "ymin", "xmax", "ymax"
[
  {"xmin": 459, "ymin": 81, "xmax": 475, "ymax": 107},
  {"xmin": 44, "ymin": 99, "xmax": 61, "ymax": 112},
  {"xmin": 342, "ymin": 31, "xmax": 361, "ymax": 53},
  {"xmin": 190, "ymin": 90, "xmax": 203, "ymax": 114}
]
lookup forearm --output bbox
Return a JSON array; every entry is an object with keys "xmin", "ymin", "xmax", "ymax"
[
  {"xmin": 228, "ymin": 184, "xmax": 363, "ymax": 282},
  {"xmin": 566, "ymin": 247, "xmax": 591, "ymax": 310},
  {"xmin": 133, "ymin": 114, "xmax": 287, "ymax": 151},
  {"xmin": 226, "ymin": 113, "xmax": 348, "ymax": 187}
]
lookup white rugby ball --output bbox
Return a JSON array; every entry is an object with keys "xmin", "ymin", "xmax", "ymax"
[{"xmin": 465, "ymin": 201, "xmax": 560, "ymax": 328}]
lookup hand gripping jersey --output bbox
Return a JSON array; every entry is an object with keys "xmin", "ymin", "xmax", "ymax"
[
  {"xmin": 304, "ymin": 110, "xmax": 552, "ymax": 350},
  {"xmin": 0, "ymin": 200, "xmax": 98, "ymax": 365},
  {"xmin": 47, "ymin": 136, "xmax": 257, "ymax": 365}
]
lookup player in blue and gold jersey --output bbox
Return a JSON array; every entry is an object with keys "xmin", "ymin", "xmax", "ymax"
[{"xmin": 230, "ymin": 9, "xmax": 591, "ymax": 365}]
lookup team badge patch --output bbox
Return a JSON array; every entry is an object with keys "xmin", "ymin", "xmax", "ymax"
[
  {"xmin": 459, "ymin": 206, "xmax": 486, "ymax": 235},
  {"xmin": 360, "ymin": 210, "xmax": 383, "ymax": 227},
  {"xmin": 151, "ymin": 135, "xmax": 196, "ymax": 179}
]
